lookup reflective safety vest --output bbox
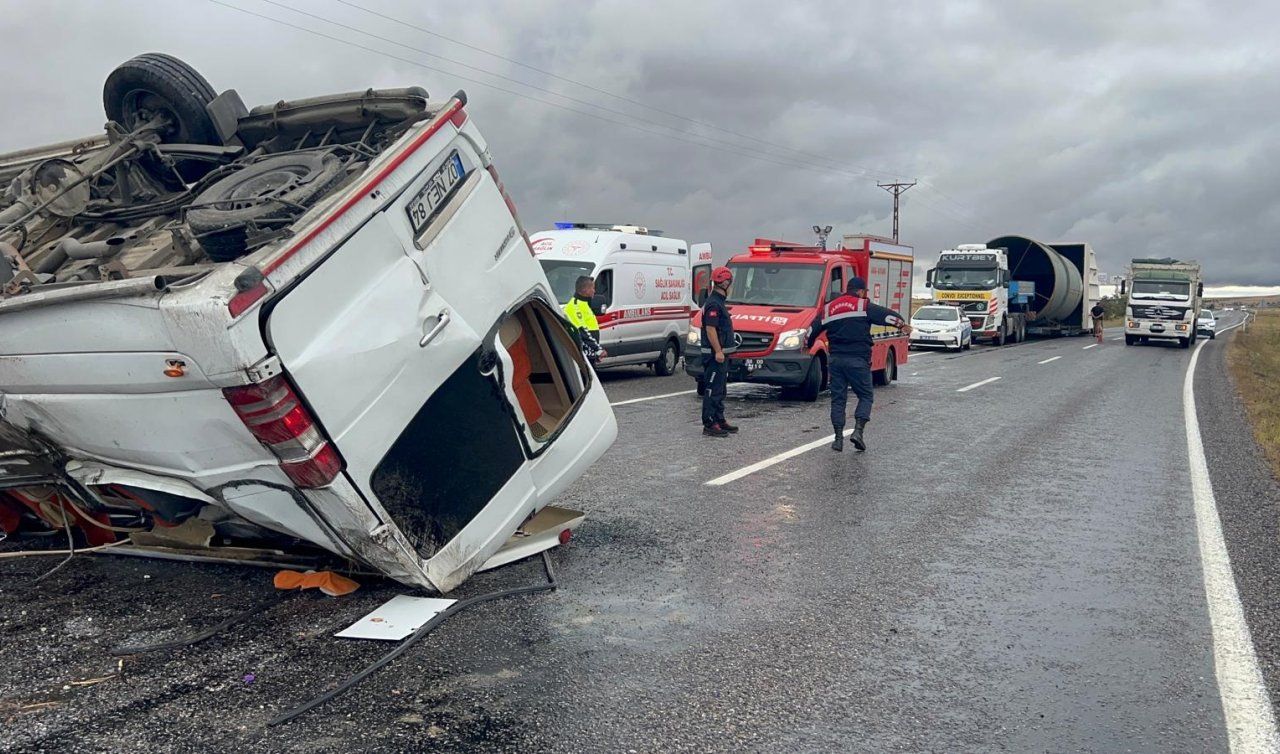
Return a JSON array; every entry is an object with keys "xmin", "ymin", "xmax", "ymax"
[
  {"xmin": 563, "ymin": 296, "xmax": 599, "ymax": 333},
  {"xmin": 807, "ymin": 294, "xmax": 903, "ymax": 359}
]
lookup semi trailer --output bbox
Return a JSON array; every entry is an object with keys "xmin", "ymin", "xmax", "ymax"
[{"xmin": 927, "ymin": 236, "xmax": 1099, "ymax": 342}]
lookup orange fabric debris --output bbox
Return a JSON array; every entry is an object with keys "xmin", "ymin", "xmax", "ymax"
[
  {"xmin": 273, "ymin": 570, "xmax": 360, "ymax": 597},
  {"xmin": 505, "ymin": 333, "xmax": 544, "ymax": 424}
]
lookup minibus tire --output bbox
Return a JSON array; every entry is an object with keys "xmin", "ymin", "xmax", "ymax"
[
  {"xmin": 190, "ymin": 152, "xmax": 345, "ymax": 261},
  {"xmin": 104, "ymin": 53, "xmax": 218, "ymax": 146}
]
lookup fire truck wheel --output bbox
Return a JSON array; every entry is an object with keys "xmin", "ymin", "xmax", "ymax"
[
  {"xmin": 796, "ymin": 358, "xmax": 822, "ymax": 402},
  {"xmin": 873, "ymin": 349, "xmax": 897, "ymax": 386}
]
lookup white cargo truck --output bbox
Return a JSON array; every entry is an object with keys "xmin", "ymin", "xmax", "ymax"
[
  {"xmin": 1120, "ymin": 258, "xmax": 1203, "ymax": 348},
  {"xmin": 0, "ymin": 55, "xmax": 617, "ymax": 593}
]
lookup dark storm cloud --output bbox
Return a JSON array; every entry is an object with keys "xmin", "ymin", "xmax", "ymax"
[{"xmin": 1, "ymin": 0, "xmax": 1275, "ymax": 284}]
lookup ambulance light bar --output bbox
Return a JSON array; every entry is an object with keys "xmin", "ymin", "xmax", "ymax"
[{"xmin": 554, "ymin": 222, "xmax": 660, "ymax": 235}]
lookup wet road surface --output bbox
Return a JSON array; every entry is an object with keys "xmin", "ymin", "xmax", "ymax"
[{"xmin": 2, "ymin": 315, "xmax": 1274, "ymax": 752}]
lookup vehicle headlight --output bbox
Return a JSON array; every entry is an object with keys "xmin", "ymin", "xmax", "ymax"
[
  {"xmin": 776, "ymin": 328, "xmax": 807, "ymax": 350},
  {"xmin": 687, "ymin": 330, "xmax": 701, "ymax": 346}
]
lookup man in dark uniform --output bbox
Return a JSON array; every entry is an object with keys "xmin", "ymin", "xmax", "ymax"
[
  {"xmin": 700, "ymin": 266, "xmax": 739, "ymax": 437},
  {"xmin": 807, "ymin": 276, "xmax": 911, "ymax": 452}
]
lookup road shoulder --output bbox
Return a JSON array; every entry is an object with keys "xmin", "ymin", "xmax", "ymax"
[{"xmin": 1198, "ymin": 328, "xmax": 1280, "ymax": 711}]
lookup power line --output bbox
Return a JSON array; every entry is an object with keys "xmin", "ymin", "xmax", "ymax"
[
  {"xmin": 207, "ymin": 1, "xmax": 987, "ymax": 235},
  {"xmin": 334, "ymin": 0, "xmax": 909, "ymax": 182},
  {"xmin": 207, "ymin": 1, "xmax": 860, "ymax": 179},
  {"xmin": 332, "ymin": 1, "xmax": 993, "ymax": 225},
  {"xmin": 234, "ymin": 0, "xmax": 921, "ymax": 190},
  {"xmin": 211, "ymin": 1, "xmax": 924, "ymax": 191},
  {"xmin": 258, "ymin": 0, "xmax": 781, "ymax": 153}
]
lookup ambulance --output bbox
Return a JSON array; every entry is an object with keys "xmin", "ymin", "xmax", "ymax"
[
  {"xmin": 532, "ymin": 224, "xmax": 699, "ymax": 375},
  {"xmin": 685, "ymin": 235, "xmax": 913, "ymax": 401}
]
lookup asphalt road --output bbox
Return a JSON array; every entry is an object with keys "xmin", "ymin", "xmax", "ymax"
[{"xmin": 2, "ymin": 314, "xmax": 1275, "ymax": 752}]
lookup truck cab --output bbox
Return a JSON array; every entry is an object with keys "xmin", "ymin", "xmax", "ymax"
[
  {"xmin": 928, "ymin": 244, "xmax": 1026, "ymax": 345},
  {"xmin": 684, "ymin": 236, "xmax": 912, "ymax": 401},
  {"xmin": 1122, "ymin": 257, "xmax": 1203, "ymax": 348}
]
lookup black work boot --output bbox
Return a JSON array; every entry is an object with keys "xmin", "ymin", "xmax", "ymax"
[
  {"xmin": 831, "ymin": 427, "xmax": 844, "ymax": 452},
  {"xmin": 852, "ymin": 418, "xmax": 868, "ymax": 452},
  {"xmin": 718, "ymin": 420, "xmax": 739, "ymax": 433}
]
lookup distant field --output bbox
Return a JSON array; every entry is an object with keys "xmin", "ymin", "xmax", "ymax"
[{"xmin": 1229, "ymin": 309, "xmax": 1280, "ymax": 477}]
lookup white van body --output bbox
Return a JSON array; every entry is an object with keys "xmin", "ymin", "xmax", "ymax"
[
  {"xmin": 0, "ymin": 72, "xmax": 616, "ymax": 593},
  {"xmin": 532, "ymin": 227, "xmax": 694, "ymax": 373}
]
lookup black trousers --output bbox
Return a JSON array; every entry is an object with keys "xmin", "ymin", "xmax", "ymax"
[
  {"xmin": 701, "ymin": 354, "xmax": 727, "ymax": 426},
  {"xmin": 829, "ymin": 354, "xmax": 874, "ymax": 429}
]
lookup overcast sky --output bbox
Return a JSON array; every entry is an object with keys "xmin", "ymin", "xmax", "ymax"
[{"xmin": 2, "ymin": 0, "xmax": 1276, "ymax": 289}]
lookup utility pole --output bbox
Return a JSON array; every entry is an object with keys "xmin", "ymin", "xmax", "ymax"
[{"xmin": 877, "ymin": 181, "xmax": 916, "ymax": 242}]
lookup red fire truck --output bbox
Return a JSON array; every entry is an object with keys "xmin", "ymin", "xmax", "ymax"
[{"xmin": 685, "ymin": 235, "xmax": 913, "ymax": 401}]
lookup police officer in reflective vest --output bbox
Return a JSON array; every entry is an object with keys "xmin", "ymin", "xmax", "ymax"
[
  {"xmin": 563, "ymin": 275, "xmax": 606, "ymax": 364},
  {"xmin": 700, "ymin": 266, "xmax": 739, "ymax": 437},
  {"xmin": 806, "ymin": 276, "xmax": 911, "ymax": 452}
]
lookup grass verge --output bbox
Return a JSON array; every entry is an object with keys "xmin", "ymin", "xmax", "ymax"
[{"xmin": 1229, "ymin": 310, "xmax": 1280, "ymax": 477}]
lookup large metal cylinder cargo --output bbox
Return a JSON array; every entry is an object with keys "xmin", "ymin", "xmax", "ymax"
[{"xmin": 987, "ymin": 235, "xmax": 1084, "ymax": 324}]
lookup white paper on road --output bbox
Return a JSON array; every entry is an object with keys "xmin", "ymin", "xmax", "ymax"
[
  {"xmin": 336, "ymin": 595, "xmax": 457, "ymax": 641},
  {"xmin": 610, "ymin": 389, "xmax": 697, "ymax": 407}
]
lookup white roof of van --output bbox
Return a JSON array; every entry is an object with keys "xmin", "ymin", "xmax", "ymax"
[{"xmin": 530, "ymin": 228, "xmax": 687, "ymax": 266}]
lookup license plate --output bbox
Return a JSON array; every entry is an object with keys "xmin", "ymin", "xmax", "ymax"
[
  {"xmin": 745, "ymin": 359, "xmax": 764, "ymax": 371},
  {"xmin": 406, "ymin": 151, "xmax": 465, "ymax": 235},
  {"xmin": 917, "ymin": 334, "xmax": 937, "ymax": 341}
]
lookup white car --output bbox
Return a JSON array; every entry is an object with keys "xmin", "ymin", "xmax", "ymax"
[
  {"xmin": 1197, "ymin": 310, "xmax": 1217, "ymax": 339},
  {"xmin": 910, "ymin": 305, "xmax": 973, "ymax": 351}
]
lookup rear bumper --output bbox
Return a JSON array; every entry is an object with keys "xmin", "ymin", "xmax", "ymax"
[{"xmin": 684, "ymin": 351, "xmax": 813, "ymax": 386}]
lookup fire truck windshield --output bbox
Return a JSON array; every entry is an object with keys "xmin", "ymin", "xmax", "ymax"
[
  {"xmin": 725, "ymin": 263, "xmax": 825, "ymax": 307},
  {"xmin": 934, "ymin": 267, "xmax": 999, "ymax": 290}
]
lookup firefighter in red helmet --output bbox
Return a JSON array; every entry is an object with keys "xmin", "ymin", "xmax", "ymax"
[{"xmin": 699, "ymin": 266, "xmax": 739, "ymax": 437}]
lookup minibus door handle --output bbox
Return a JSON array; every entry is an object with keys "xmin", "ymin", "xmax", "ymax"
[{"xmin": 419, "ymin": 309, "xmax": 451, "ymax": 347}]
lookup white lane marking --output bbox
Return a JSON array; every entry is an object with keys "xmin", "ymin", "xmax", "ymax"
[
  {"xmin": 1083, "ymin": 343, "xmax": 1099, "ymax": 350},
  {"xmin": 956, "ymin": 376, "xmax": 1001, "ymax": 392},
  {"xmin": 1111, "ymin": 336, "xmax": 1124, "ymax": 341},
  {"xmin": 609, "ymin": 389, "xmax": 697, "ymax": 407},
  {"xmin": 1183, "ymin": 322, "xmax": 1278, "ymax": 751},
  {"xmin": 706, "ymin": 430, "xmax": 852, "ymax": 486},
  {"xmin": 1038, "ymin": 356, "xmax": 1061, "ymax": 364}
]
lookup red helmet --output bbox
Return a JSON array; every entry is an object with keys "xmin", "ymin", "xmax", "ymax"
[{"xmin": 711, "ymin": 266, "xmax": 733, "ymax": 284}]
